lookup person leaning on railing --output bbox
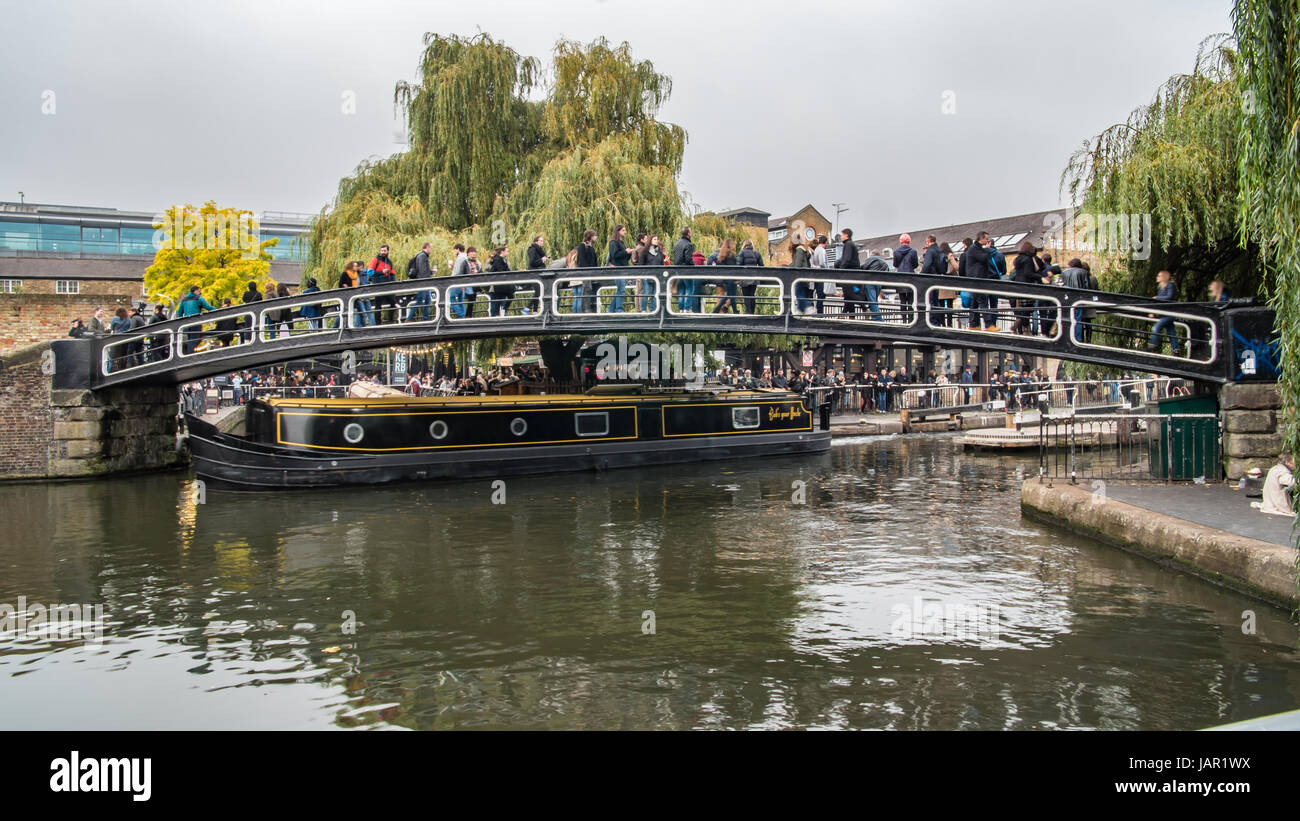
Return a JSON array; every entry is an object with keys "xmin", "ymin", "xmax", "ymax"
[
  {"xmin": 487, "ymin": 245, "xmax": 517, "ymax": 317},
  {"xmin": 299, "ymin": 277, "xmax": 323, "ymax": 329},
  {"xmin": 404, "ymin": 242, "xmax": 435, "ymax": 322},
  {"xmin": 736, "ymin": 239, "xmax": 763, "ymax": 314},
  {"xmin": 671, "ymin": 227, "xmax": 697, "ymax": 312},
  {"xmin": 789, "ymin": 236, "xmax": 813, "ymax": 314},
  {"xmin": 637, "ymin": 234, "xmax": 665, "ymax": 312},
  {"xmin": 176, "ymin": 285, "xmax": 217, "ymax": 355}
]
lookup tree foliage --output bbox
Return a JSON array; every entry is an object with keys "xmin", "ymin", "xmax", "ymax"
[
  {"xmin": 302, "ymin": 32, "xmax": 798, "ymax": 365},
  {"xmin": 307, "ymin": 33, "xmax": 695, "ymax": 278},
  {"xmin": 1234, "ymin": 0, "xmax": 1300, "ymax": 456},
  {"xmin": 1061, "ymin": 35, "xmax": 1259, "ymax": 301},
  {"xmin": 304, "ymin": 190, "xmax": 476, "ymax": 285},
  {"xmin": 144, "ymin": 201, "xmax": 276, "ymax": 307}
]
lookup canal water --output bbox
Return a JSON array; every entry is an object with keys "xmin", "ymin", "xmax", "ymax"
[{"xmin": 2, "ymin": 434, "xmax": 1298, "ymax": 730}]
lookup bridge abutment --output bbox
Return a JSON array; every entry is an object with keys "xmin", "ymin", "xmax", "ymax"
[
  {"xmin": 1219, "ymin": 382, "xmax": 1286, "ymax": 479},
  {"xmin": 1, "ymin": 341, "xmax": 182, "ymax": 481}
]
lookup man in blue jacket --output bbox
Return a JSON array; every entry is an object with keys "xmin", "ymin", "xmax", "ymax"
[
  {"xmin": 834, "ymin": 228, "xmax": 860, "ymax": 317},
  {"xmin": 1146, "ymin": 269, "xmax": 1181, "ymax": 354},
  {"xmin": 962, "ymin": 232, "xmax": 998, "ymax": 331},
  {"xmin": 176, "ymin": 285, "xmax": 217, "ymax": 353},
  {"xmin": 893, "ymin": 234, "xmax": 919, "ymax": 323}
]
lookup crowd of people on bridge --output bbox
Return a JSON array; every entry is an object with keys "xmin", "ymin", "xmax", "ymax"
[{"xmin": 66, "ymin": 221, "xmax": 1241, "ymax": 375}]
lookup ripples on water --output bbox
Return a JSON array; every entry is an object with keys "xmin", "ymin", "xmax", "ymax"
[{"xmin": 1, "ymin": 434, "xmax": 1297, "ymax": 730}]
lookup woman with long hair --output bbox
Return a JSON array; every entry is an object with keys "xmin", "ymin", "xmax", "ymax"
[
  {"xmin": 789, "ymin": 238, "xmax": 813, "ymax": 314},
  {"xmin": 273, "ymin": 282, "xmax": 294, "ymax": 337},
  {"xmin": 639, "ymin": 234, "xmax": 665, "ymax": 312},
  {"xmin": 712, "ymin": 238, "xmax": 739, "ymax": 314},
  {"xmin": 935, "ymin": 242, "xmax": 959, "ymax": 327},
  {"xmin": 487, "ymin": 245, "xmax": 515, "ymax": 317},
  {"xmin": 576, "ymin": 229, "xmax": 598, "ymax": 313},
  {"xmin": 564, "ymin": 246, "xmax": 582, "ymax": 313},
  {"xmin": 1011, "ymin": 240, "xmax": 1046, "ymax": 335}
]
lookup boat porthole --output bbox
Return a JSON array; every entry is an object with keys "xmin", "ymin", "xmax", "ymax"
[
  {"xmin": 429, "ymin": 420, "xmax": 448, "ymax": 440},
  {"xmin": 342, "ymin": 423, "xmax": 365, "ymax": 444},
  {"xmin": 510, "ymin": 417, "xmax": 528, "ymax": 437}
]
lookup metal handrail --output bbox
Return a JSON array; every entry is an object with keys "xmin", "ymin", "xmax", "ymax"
[{"xmin": 79, "ymin": 265, "xmax": 1252, "ymax": 385}]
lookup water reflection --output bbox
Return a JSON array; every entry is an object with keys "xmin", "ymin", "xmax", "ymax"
[{"xmin": 1, "ymin": 435, "xmax": 1297, "ymax": 730}]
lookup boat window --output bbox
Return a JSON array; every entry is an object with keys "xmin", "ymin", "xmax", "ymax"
[
  {"xmin": 575, "ymin": 412, "xmax": 610, "ymax": 437},
  {"xmin": 732, "ymin": 406, "xmax": 760, "ymax": 429},
  {"xmin": 429, "ymin": 420, "xmax": 448, "ymax": 440},
  {"xmin": 343, "ymin": 422, "xmax": 365, "ymax": 444},
  {"xmin": 510, "ymin": 417, "xmax": 528, "ymax": 437}
]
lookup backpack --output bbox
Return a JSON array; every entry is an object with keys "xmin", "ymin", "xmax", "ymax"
[
  {"xmin": 987, "ymin": 249, "xmax": 1005, "ymax": 279},
  {"xmin": 406, "ymin": 255, "xmax": 419, "ymax": 279}
]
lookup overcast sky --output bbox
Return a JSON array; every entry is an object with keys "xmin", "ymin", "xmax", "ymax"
[{"xmin": 2, "ymin": 0, "xmax": 1232, "ymax": 235}]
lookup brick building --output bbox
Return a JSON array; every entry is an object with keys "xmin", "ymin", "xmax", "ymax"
[{"xmin": 0, "ymin": 200, "xmax": 309, "ymax": 353}]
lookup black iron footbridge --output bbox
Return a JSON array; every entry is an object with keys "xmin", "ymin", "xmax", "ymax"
[{"xmin": 55, "ymin": 266, "xmax": 1275, "ymax": 388}]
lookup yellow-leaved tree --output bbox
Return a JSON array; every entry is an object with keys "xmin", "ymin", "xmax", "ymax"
[{"xmin": 144, "ymin": 201, "xmax": 278, "ymax": 308}]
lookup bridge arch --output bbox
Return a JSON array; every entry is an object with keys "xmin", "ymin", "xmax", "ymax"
[{"xmin": 61, "ymin": 266, "xmax": 1271, "ymax": 388}]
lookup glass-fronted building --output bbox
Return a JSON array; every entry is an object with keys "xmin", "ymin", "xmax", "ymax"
[{"xmin": 0, "ymin": 202, "xmax": 309, "ymax": 261}]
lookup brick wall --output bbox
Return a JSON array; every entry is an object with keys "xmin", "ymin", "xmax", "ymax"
[
  {"xmin": 0, "ymin": 293, "xmax": 135, "ymax": 353},
  {"xmin": 1, "ymin": 340, "xmax": 183, "ymax": 480},
  {"xmin": 0, "ymin": 346, "xmax": 53, "ymax": 475},
  {"xmin": 1, "ymin": 279, "xmax": 145, "ymax": 296}
]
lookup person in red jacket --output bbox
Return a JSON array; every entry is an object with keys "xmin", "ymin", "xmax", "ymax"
[{"xmin": 368, "ymin": 244, "xmax": 397, "ymax": 323}]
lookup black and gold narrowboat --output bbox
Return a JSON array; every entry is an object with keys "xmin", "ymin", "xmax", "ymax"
[{"xmin": 185, "ymin": 385, "xmax": 831, "ymax": 490}]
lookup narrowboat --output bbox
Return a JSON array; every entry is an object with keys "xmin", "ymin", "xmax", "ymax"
[{"xmin": 185, "ymin": 385, "xmax": 832, "ymax": 490}]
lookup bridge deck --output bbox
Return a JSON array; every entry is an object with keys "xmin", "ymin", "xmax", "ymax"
[{"xmin": 59, "ymin": 266, "xmax": 1272, "ymax": 389}]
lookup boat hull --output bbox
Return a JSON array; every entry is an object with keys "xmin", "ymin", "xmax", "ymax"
[
  {"xmin": 185, "ymin": 390, "xmax": 831, "ymax": 490},
  {"xmin": 188, "ymin": 416, "xmax": 830, "ymax": 490}
]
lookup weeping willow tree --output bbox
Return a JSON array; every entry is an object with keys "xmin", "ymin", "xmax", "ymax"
[
  {"xmin": 304, "ymin": 191, "xmax": 476, "ymax": 286},
  {"xmin": 1234, "ymin": 0, "xmax": 1300, "ymax": 477},
  {"xmin": 1061, "ymin": 34, "xmax": 1259, "ymax": 306},
  {"xmin": 306, "ymin": 32, "xmax": 805, "ymax": 371}
]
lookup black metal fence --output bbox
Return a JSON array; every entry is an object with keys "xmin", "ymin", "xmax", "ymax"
[{"xmin": 1037, "ymin": 413, "xmax": 1221, "ymax": 483}]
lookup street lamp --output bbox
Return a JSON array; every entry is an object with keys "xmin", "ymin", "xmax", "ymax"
[{"xmin": 832, "ymin": 202, "xmax": 850, "ymax": 237}]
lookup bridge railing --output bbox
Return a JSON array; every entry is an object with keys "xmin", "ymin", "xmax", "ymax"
[
  {"xmin": 1072, "ymin": 302, "xmax": 1217, "ymax": 365},
  {"xmin": 175, "ymin": 309, "xmax": 258, "ymax": 359},
  {"xmin": 444, "ymin": 278, "xmax": 544, "ymax": 322},
  {"xmin": 791, "ymin": 277, "xmax": 916, "ymax": 324},
  {"xmin": 920, "ymin": 284, "xmax": 1067, "ymax": 342},
  {"xmin": 259, "ymin": 295, "xmax": 348, "ymax": 341},
  {"xmin": 664, "ymin": 274, "xmax": 785, "ymax": 316},
  {"xmin": 83, "ymin": 266, "xmax": 1249, "ymax": 385},
  {"xmin": 552, "ymin": 275, "xmax": 660, "ymax": 316},
  {"xmin": 343, "ymin": 285, "xmax": 444, "ymax": 328},
  {"xmin": 102, "ymin": 327, "xmax": 175, "ymax": 375}
]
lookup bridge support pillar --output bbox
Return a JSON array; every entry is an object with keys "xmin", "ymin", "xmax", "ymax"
[
  {"xmin": 1, "ymin": 341, "xmax": 182, "ymax": 481},
  {"xmin": 1218, "ymin": 382, "xmax": 1285, "ymax": 480}
]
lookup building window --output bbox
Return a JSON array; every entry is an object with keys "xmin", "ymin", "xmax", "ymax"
[
  {"xmin": 0, "ymin": 279, "xmax": 20, "ymax": 293},
  {"xmin": 39, "ymin": 223, "xmax": 81, "ymax": 253},
  {"xmin": 82, "ymin": 226, "xmax": 119, "ymax": 254},
  {"xmin": 0, "ymin": 222, "xmax": 39, "ymax": 252},
  {"xmin": 768, "ymin": 228, "xmax": 787, "ymax": 242},
  {"xmin": 56, "ymin": 280, "xmax": 80, "ymax": 294}
]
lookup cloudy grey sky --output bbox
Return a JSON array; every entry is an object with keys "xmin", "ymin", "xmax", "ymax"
[{"xmin": 2, "ymin": 0, "xmax": 1232, "ymax": 235}]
